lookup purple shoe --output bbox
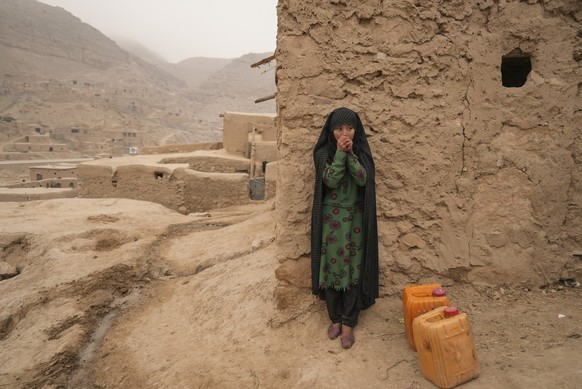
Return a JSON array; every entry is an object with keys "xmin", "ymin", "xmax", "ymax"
[
  {"xmin": 327, "ymin": 324, "xmax": 342, "ymax": 340},
  {"xmin": 341, "ymin": 333, "xmax": 355, "ymax": 349}
]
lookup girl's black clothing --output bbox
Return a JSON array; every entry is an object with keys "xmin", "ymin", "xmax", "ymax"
[
  {"xmin": 325, "ymin": 287, "xmax": 361, "ymax": 327},
  {"xmin": 311, "ymin": 107, "xmax": 379, "ymax": 311}
]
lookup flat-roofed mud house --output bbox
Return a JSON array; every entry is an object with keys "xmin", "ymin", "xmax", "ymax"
[
  {"xmin": 75, "ymin": 112, "xmax": 278, "ymax": 213},
  {"xmin": 13, "ymin": 134, "xmax": 69, "ymax": 153},
  {"xmin": 273, "ymin": 0, "xmax": 581, "ymax": 305}
]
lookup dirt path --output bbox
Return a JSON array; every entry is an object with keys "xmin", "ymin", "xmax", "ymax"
[
  {"xmin": 87, "ymin": 253, "xmax": 582, "ymax": 388},
  {"xmin": 0, "ymin": 199, "xmax": 581, "ymax": 388}
]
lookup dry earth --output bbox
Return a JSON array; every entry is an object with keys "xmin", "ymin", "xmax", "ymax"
[{"xmin": 0, "ymin": 198, "xmax": 580, "ymax": 388}]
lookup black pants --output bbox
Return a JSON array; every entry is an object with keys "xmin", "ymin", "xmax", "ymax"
[{"xmin": 324, "ymin": 287, "xmax": 360, "ymax": 328}]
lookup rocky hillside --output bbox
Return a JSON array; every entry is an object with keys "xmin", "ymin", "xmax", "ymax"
[
  {"xmin": 122, "ymin": 43, "xmax": 277, "ymax": 119},
  {"xmin": 0, "ymin": 0, "xmax": 276, "ymax": 152},
  {"xmin": 0, "ymin": 0, "xmax": 131, "ymax": 74},
  {"xmin": 188, "ymin": 53, "xmax": 277, "ymax": 121},
  {"xmin": 161, "ymin": 57, "xmax": 234, "ymax": 89},
  {"xmin": 114, "ymin": 38, "xmax": 168, "ymax": 66}
]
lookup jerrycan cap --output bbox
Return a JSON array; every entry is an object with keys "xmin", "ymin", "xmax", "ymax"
[
  {"xmin": 432, "ymin": 287, "xmax": 446, "ymax": 297},
  {"xmin": 444, "ymin": 307, "xmax": 459, "ymax": 317}
]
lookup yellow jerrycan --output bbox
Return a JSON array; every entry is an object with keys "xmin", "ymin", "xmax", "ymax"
[
  {"xmin": 402, "ymin": 284, "xmax": 450, "ymax": 350},
  {"xmin": 413, "ymin": 306, "xmax": 480, "ymax": 388}
]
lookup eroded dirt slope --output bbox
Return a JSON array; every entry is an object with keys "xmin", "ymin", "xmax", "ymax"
[{"xmin": 0, "ymin": 198, "xmax": 580, "ymax": 388}]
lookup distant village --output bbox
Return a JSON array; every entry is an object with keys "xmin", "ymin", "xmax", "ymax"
[
  {"xmin": 0, "ymin": 40, "xmax": 280, "ymax": 210},
  {"xmin": 0, "ymin": 75, "xmax": 222, "ymax": 160},
  {"xmin": 0, "ymin": 109, "xmax": 278, "ymax": 211}
]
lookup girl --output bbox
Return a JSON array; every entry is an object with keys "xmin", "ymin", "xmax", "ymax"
[{"xmin": 311, "ymin": 107, "xmax": 379, "ymax": 349}]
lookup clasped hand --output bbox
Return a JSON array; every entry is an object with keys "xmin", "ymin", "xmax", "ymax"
[{"xmin": 337, "ymin": 135, "xmax": 353, "ymax": 153}]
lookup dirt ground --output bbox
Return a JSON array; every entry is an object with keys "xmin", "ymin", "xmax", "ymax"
[{"xmin": 0, "ymin": 198, "xmax": 580, "ymax": 388}]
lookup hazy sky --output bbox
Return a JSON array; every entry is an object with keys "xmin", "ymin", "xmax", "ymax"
[{"xmin": 38, "ymin": 0, "xmax": 278, "ymax": 63}]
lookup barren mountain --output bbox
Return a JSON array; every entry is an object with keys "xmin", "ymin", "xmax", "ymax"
[
  {"xmin": 113, "ymin": 38, "xmax": 169, "ymax": 66},
  {"xmin": 188, "ymin": 53, "xmax": 277, "ymax": 121},
  {"xmin": 161, "ymin": 57, "xmax": 234, "ymax": 89},
  {"xmin": 0, "ymin": 0, "xmax": 276, "ymax": 152},
  {"xmin": 116, "ymin": 41, "xmax": 234, "ymax": 90}
]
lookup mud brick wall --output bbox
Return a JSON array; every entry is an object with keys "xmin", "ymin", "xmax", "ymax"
[{"xmin": 274, "ymin": 0, "xmax": 582, "ymax": 293}]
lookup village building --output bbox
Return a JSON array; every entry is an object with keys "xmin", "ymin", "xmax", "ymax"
[
  {"xmin": 3, "ymin": 119, "xmax": 141, "ymax": 160},
  {"xmin": 0, "ymin": 111, "xmax": 278, "ymax": 204},
  {"xmin": 13, "ymin": 134, "xmax": 69, "ymax": 153},
  {"xmin": 0, "ymin": 158, "xmax": 93, "ymax": 194},
  {"xmin": 28, "ymin": 163, "xmax": 77, "ymax": 188},
  {"xmin": 273, "ymin": 0, "xmax": 582, "ymax": 305},
  {"xmin": 55, "ymin": 127, "xmax": 133, "ymax": 157},
  {"xmin": 72, "ymin": 112, "xmax": 278, "ymax": 213}
]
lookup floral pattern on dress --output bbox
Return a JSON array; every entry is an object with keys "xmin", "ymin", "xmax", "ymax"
[{"xmin": 318, "ymin": 149, "xmax": 367, "ymax": 291}]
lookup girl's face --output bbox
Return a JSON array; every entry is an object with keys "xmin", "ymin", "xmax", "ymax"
[{"xmin": 333, "ymin": 125, "xmax": 355, "ymax": 141}]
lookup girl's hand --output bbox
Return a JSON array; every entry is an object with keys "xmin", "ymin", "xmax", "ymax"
[{"xmin": 338, "ymin": 136, "xmax": 353, "ymax": 153}]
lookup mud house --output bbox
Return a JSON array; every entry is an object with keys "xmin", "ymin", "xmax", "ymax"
[
  {"xmin": 28, "ymin": 163, "xmax": 77, "ymax": 188},
  {"xmin": 0, "ymin": 157, "xmax": 93, "ymax": 200},
  {"xmin": 67, "ymin": 128, "xmax": 133, "ymax": 156},
  {"xmin": 222, "ymin": 112, "xmax": 278, "ymax": 198},
  {"xmin": 13, "ymin": 134, "xmax": 69, "ymax": 153},
  {"xmin": 273, "ymin": 0, "xmax": 581, "ymax": 303},
  {"xmin": 75, "ymin": 112, "xmax": 278, "ymax": 212}
]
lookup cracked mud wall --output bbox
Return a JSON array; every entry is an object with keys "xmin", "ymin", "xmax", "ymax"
[{"xmin": 275, "ymin": 0, "xmax": 582, "ymax": 294}]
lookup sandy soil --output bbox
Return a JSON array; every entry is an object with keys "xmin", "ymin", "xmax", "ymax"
[{"xmin": 0, "ymin": 198, "xmax": 580, "ymax": 388}]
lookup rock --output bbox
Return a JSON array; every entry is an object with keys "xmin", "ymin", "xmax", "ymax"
[
  {"xmin": 396, "ymin": 221, "xmax": 414, "ymax": 234},
  {"xmin": 274, "ymin": 257, "xmax": 311, "ymax": 288},
  {"xmin": 400, "ymin": 233, "xmax": 427, "ymax": 249},
  {"xmin": 251, "ymin": 239, "xmax": 263, "ymax": 251},
  {"xmin": 377, "ymin": 221, "xmax": 399, "ymax": 247},
  {"xmin": 384, "ymin": 180, "xmax": 404, "ymax": 189},
  {"xmin": 0, "ymin": 262, "xmax": 18, "ymax": 279},
  {"xmin": 485, "ymin": 232, "xmax": 508, "ymax": 248}
]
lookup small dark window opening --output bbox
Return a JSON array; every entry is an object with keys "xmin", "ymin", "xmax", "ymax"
[
  {"xmin": 502, "ymin": 48, "xmax": 531, "ymax": 88},
  {"xmin": 154, "ymin": 171, "xmax": 164, "ymax": 180},
  {"xmin": 262, "ymin": 161, "xmax": 268, "ymax": 174},
  {"xmin": 112, "ymin": 180, "xmax": 117, "ymax": 188}
]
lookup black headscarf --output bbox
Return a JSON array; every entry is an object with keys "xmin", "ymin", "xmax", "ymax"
[{"xmin": 311, "ymin": 107, "xmax": 379, "ymax": 309}]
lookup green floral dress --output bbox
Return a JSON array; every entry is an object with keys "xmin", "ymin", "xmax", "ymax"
[{"xmin": 319, "ymin": 149, "xmax": 367, "ymax": 291}]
